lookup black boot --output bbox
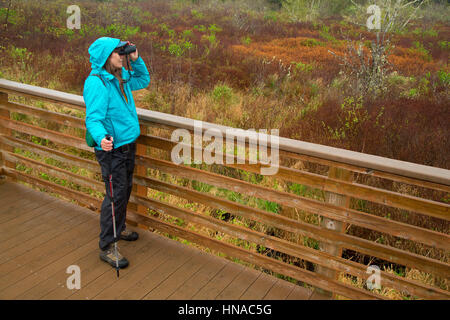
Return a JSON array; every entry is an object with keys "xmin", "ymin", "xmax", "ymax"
[
  {"xmin": 99, "ymin": 243, "xmax": 129, "ymax": 269},
  {"xmin": 120, "ymin": 228, "xmax": 139, "ymax": 241}
]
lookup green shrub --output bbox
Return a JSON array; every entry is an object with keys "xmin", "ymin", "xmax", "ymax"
[
  {"xmin": 8, "ymin": 45, "xmax": 32, "ymax": 62},
  {"xmin": 0, "ymin": 7, "xmax": 18, "ymax": 25},
  {"xmin": 241, "ymin": 36, "xmax": 252, "ymax": 46},
  {"xmin": 194, "ymin": 25, "xmax": 207, "ymax": 32},
  {"xmin": 412, "ymin": 27, "xmax": 438, "ymax": 38},
  {"xmin": 45, "ymin": 26, "xmax": 76, "ymax": 40},
  {"xmin": 299, "ymin": 38, "xmax": 323, "ymax": 47},
  {"xmin": 438, "ymin": 41, "xmax": 449, "ymax": 51},
  {"xmin": 323, "ymin": 96, "xmax": 369, "ymax": 140},
  {"xmin": 191, "ymin": 180, "xmax": 214, "ymax": 193},
  {"xmin": 208, "ymin": 24, "xmax": 222, "ymax": 35},
  {"xmin": 264, "ymin": 11, "xmax": 278, "ymax": 22},
  {"xmin": 310, "ymin": 82, "xmax": 319, "ymax": 96},
  {"xmin": 411, "ymin": 41, "xmax": 432, "ymax": 62},
  {"xmin": 191, "ymin": 9, "xmax": 204, "ymax": 19},
  {"xmin": 182, "ymin": 29, "xmax": 194, "ymax": 39},
  {"xmin": 303, "ymin": 236, "xmax": 320, "ymax": 250},
  {"xmin": 289, "ymin": 183, "xmax": 308, "ymax": 196},
  {"xmin": 168, "ymin": 43, "xmax": 183, "ymax": 57},
  {"xmin": 257, "ymin": 199, "xmax": 280, "ymax": 214},
  {"xmin": 406, "ymin": 88, "xmax": 418, "ymax": 98},
  {"xmin": 387, "ymin": 73, "xmax": 415, "ymax": 87},
  {"xmin": 319, "ymin": 25, "xmax": 336, "ymax": 42},
  {"xmin": 212, "ymin": 84, "xmax": 234, "ymax": 104},
  {"xmin": 437, "ymin": 69, "xmax": 450, "ymax": 86},
  {"xmin": 291, "ymin": 61, "xmax": 313, "ymax": 74}
]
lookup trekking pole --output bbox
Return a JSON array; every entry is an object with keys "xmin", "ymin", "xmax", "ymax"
[{"xmin": 106, "ymin": 134, "xmax": 120, "ymax": 278}]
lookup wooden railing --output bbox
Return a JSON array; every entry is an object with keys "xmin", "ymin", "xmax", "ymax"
[{"xmin": 0, "ymin": 78, "xmax": 449, "ymax": 300}]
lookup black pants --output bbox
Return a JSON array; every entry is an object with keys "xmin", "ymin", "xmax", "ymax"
[{"xmin": 95, "ymin": 143, "xmax": 136, "ymax": 251}]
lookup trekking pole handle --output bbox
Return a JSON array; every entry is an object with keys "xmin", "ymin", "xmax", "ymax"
[{"xmin": 105, "ymin": 134, "xmax": 114, "ymax": 149}]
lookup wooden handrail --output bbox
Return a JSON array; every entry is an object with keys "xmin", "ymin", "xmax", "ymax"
[{"xmin": 0, "ymin": 78, "xmax": 449, "ymax": 300}]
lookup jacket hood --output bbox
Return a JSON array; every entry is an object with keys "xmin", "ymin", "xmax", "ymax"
[{"xmin": 88, "ymin": 37, "xmax": 121, "ymax": 70}]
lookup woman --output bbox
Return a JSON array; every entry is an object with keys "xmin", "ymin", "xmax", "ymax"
[{"xmin": 83, "ymin": 37, "xmax": 151, "ymax": 269}]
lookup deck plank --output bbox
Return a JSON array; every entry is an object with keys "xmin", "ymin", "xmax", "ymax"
[
  {"xmin": 0, "ymin": 197, "xmax": 59, "ymax": 232},
  {"xmin": 117, "ymin": 240, "xmax": 200, "ymax": 300},
  {"xmin": 42, "ymin": 238, "xmax": 150, "ymax": 300},
  {"xmin": 0, "ymin": 201, "xmax": 69, "ymax": 248},
  {"xmin": 13, "ymin": 237, "xmax": 98, "ymax": 300},
  {"xmin": 167, "ymin": 257, "xmax": 229, "ymax": 300},
  {"xmin": 18, "ymin": 245, "xmax": 102, "ymax": 300},
  {"xmin": 192, "ymin": 261, "xmax": 245, "ymax": 300},
  {"xmin": 286, "ymin": 285, "xmax": 313, "ymax": 300},
  {"xmin": 0, "ymin": 218, "xmax": 98, "ymax": 291},
  {"xmin": 0, "ymin": 181, "xmax": 316, "ymax": 300},
  {"xmin": 0, "ymin": 196, "xmax": 45, "ymax": 219},
  {"xmin": 142, "ymin": 251, "xmax": 210, "ymax": 300},
  {"xmin": 0, "ymin": 182, "xmax": 35, "ymax": 203},
  {"xmin": 215, "ymin": 265, "xmax": 261, "ymax": 300},
  {"xmin": 0, "ymin": 208, "xmax": 91, "ymax": 270},
  {"xmin": 239, "ymin": 272, "xmax": 278, "ymax": 300},
  {"xmin": 0, "ymin": 188, "xmax": 45, "ymax": 222},
  {"xmin": 309, "ymin": 289, "xmax": 333, "ymax": 300},
  {"xmin": 3, "ymin": 238, "xmax": 99, "ymax": 299},
  {"xmin": 263, "ymin": 279, "xmax": 297, "ymax": 300}
]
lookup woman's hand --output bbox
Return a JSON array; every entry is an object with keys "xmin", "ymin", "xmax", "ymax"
[
  {"xmin": 101, "ymin": 136, "xmax": 114, "ymax": 151},
  {"xmin": 128, "ymin": 41, "xmax": 139, "ymax": 62}
]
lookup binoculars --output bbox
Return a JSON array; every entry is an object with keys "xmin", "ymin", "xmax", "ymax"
[{"xmin": 117, "ymin": 43, "xmax": 137, "ymax": 56}]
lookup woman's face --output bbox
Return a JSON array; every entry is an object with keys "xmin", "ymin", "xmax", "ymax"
[{"xmin": 109, "ymin": 50, "xmax": 123, "ymax": 69}]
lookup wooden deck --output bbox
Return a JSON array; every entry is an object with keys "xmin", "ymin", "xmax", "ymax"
[{"xmin": 0, "ymin": 181, "xmax": 321, "ymax": 300}]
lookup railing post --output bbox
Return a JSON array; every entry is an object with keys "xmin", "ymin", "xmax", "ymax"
[
  {"xmin": 0, "ymin": 92, "xmax": 14, "ymax": 179},
  {"xmin": 314, "ymin": 166, "xmax": 353, "ymax": 298},
  {"xmin": 130, "ymin": 124, "xmax": 148, "ymax": 227}
]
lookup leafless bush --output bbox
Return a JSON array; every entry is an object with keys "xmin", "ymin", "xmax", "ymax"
[
  {"xmin": 282, "ymin": 0, "xmax": 323, "ymax": 22},
  {"xmin": 331, "ymin": 0, "xmax": 428, "ymax": 98}
]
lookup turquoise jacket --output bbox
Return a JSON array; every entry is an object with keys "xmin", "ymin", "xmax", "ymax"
[{"xmin": 83, "ymin": 37, "xmax": 150, "ymax": 150}]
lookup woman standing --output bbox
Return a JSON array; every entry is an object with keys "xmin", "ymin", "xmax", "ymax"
[{"xmin": 83, "ymin": 37, "xmax": 151, "ymax": 268}]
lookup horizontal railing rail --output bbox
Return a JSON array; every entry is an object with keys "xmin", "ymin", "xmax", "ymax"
[{"xmin": 0, "ymin": 78, "xmax": 448, "ymax": 300}]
